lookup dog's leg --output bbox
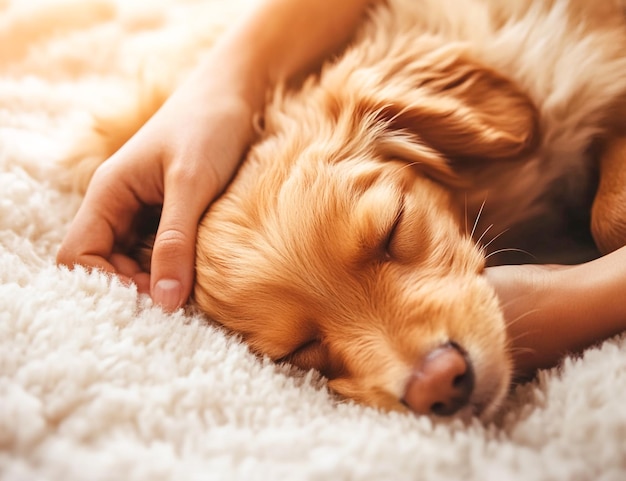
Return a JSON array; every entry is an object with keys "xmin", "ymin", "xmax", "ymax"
[{"xmin": 591, "ymin": 136, "xmax": 626, "ymax": 254}]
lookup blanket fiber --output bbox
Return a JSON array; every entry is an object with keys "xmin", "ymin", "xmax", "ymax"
[{"xmin": 1, "ymin": 1, "xmax": 626, "ymax": 480}]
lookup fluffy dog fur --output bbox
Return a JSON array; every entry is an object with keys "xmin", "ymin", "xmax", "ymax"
[{"xmin": 69, "ymin": 0, "xmax": 626, "ymax": 420}]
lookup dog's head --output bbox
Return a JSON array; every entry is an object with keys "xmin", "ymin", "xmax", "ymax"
[{"xmin": 193, "ymin": 45, "xmax": 538, "ymax": 420}]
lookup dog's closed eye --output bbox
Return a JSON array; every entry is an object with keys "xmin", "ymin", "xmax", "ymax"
[
  {"xmin": 351, "ymin": 184, "xmax": 406, "ymax": 262},
  {"xmin": 279, "ymin": 339, "xmax": 326, "ymax": 372},
  {"xmin": 383, "ymin": 201, "xmax": 405, "ymax": 261}
]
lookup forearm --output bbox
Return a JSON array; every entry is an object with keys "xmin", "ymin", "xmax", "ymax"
[
  {"xmin": 197, "ymin": 0, "xmax": 374, "ymax": 112},
  {"xmin": 487, "ymin": 248, "xmax": 626, "ymax": 378},
  {"xmin": 552, "ymin": 247, "xmax": 626, "ymax": 351}
]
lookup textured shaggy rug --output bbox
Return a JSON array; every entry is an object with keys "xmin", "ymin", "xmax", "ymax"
[{"xmin": 1, "ymin": 1, "xmax": 626, "ymax": 480}]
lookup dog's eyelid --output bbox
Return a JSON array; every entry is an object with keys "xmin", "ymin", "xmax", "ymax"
[
  {"xmin": 277, "ymin": 338, "xmax": 321, "ymax": 362},
  {"xmin": 382, "ymin": 198, "xmax": 406, "ymax": 260},
  {"xmin": 296, "ymin": 338, "xmax": 321, "ymax": 351}
]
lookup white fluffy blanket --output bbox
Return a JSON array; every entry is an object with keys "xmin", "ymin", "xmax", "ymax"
[{"xmin": 1, "ymin": 1, "xmax": 626, "ymax": 480}]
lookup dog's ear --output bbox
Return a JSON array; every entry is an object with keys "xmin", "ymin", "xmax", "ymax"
[{"xmin": 359, "ymin": 48, "xmax": 539, "ymax": 164}]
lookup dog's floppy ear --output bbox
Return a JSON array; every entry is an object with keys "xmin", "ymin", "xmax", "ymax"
[{"xmin": 361, "ymin": 47, "xmax": 539, "ymax": 164}]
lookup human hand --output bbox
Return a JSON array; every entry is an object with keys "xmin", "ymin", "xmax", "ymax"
[
  {"xmin": 56, "ymin": 0, "xmax": 379, "ymax": 312},
  {"xmin": 57, "ymin": 65, "xmax": 257, "ymax": 312}
]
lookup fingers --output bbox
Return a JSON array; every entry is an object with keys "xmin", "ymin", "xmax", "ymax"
[
  {"xmin": 110, "ymin": 253, "xmax": 151, "ymax": 294},
  {"xmin": 57, "ymin": 170, "xmax": 135, "ymax": 272},
  {"xmin": 57, "ymin": 86, "xmax": 251, "ymax": 312},
  {"xmin": 57, "ymin": 159, "xmax": 146, "ymax": 289},
  {"xmin": 150, "ymin": 165, "xmax": 219, "ymax": 312},
  {"xmin": 57, "ymin": 144, "xmax": 219, "ymax": 312}
]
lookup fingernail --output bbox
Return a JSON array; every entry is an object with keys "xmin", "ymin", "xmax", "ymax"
[{"xmin": 153, "ymin": 278, "xmax": 183, "ymax": 312}]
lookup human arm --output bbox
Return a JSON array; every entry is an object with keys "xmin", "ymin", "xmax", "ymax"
[
  {"xmin": 56, "ymin": 0, "xmax": 374, "ymax": 311},
  {"xmin": 485, "ymin": 247, "xmax": 626, "ymax": 379}
]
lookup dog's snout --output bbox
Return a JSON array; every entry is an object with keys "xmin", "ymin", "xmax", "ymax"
[{"xmin": 402, "ymin": 342, "xmax": 474, "ymax": 416}]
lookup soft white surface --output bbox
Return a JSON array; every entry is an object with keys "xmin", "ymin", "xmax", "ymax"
[{"xmin": 1, "ymin": 1, "xmax": 625, "ymax": 480}]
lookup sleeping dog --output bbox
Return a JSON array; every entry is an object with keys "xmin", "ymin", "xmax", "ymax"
[{"xmin": 67, "ymin": 0, "xmax": 626, "ymax": 420}]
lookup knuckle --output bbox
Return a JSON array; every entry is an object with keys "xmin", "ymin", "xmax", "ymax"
[
  {"xmin": 90, "ymin": 159, "xmax": 118, "ymax": 184},
  {"xmin": 167, "ymin": 164, "xmax": 198, "ymax": 186},
  {"xmin": 152, "ymin": 228, "xmax": 192, "ymax": 258},
  {"xmin": 166, "ymin": 161, "xmax": 220, "ymax": 196}
]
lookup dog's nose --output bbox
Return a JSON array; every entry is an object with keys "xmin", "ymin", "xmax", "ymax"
[{"xmin": 402, "ymin": 342, "xmax": 474, "ymax": 416}]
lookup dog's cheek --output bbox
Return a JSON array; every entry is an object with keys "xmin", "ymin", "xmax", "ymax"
[{"xmin": 327, "ymin": 378, "xmax": 392, "ymax": 409}]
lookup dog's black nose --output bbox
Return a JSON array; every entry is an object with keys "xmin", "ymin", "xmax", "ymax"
[{"xmin": 402, "ymin": 342, "xmax": 475, "ymax": 416}]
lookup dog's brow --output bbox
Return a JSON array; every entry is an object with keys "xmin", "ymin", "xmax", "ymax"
[{"xmin": 352, "ymin": 184, "xmax": 404, "ymax": 257}]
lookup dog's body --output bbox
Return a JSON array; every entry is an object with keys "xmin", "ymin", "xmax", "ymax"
[{"xmin": 70, "ymin": 0, "xmax": 626, "ymax": 420}]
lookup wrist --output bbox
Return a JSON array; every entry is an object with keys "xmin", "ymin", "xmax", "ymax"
[
  {"xmin": 198, "ymin": 42, "xmax": 269, "ymax": 117},
  {"xmin": 199, "ymin": 0, "xmax": 371, "ymax": 112}
]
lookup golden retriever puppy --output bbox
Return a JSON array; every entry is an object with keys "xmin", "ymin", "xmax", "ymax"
[{"xmin": 68, "ymin": 0, "xmax": 626, "ymax": 420}]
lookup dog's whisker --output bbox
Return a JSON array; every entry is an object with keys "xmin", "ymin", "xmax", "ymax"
[
  {"xmin": 464, "ymin": 193, "xmax": 469, "ymax": 237},
  {"xmin": 485, "ymin": 247, "xmax": 537, "ymax": 261},
  {"xmin": 507, "ymin": 345, "xmax": 538, "ymax": 357},
  {"xmin": 496, "ymin": 295, "xmax": 537, "ymax": 314},
  {"xmin": 496, "ymin": 297, "xmax": 524, "ymax": 313},
  {"xmin": 505, "ymin": 330, "xmax": 540, "ymax": 354},
  {"xmin": 504, "ymin": 308, "xmax": 542, "ymax": 329},
  {"xmin": 475, "ymin": 223, "xmax": 494, "ymax": 247},
  {"xmin": 481, "ymin": 228, "xmax": 511, "ymax": 251},
  {"xmin": 504, "ymin": 321, "xmax": 544, "ymax": 346},
  {"xmin": 470, "ymin": 196, "xmax": 487, "ymax": 239}
]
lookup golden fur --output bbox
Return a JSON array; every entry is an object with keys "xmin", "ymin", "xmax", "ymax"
[{"xmin": 68, "ymin": 0, "xmax": 626, "ymax": 419}]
